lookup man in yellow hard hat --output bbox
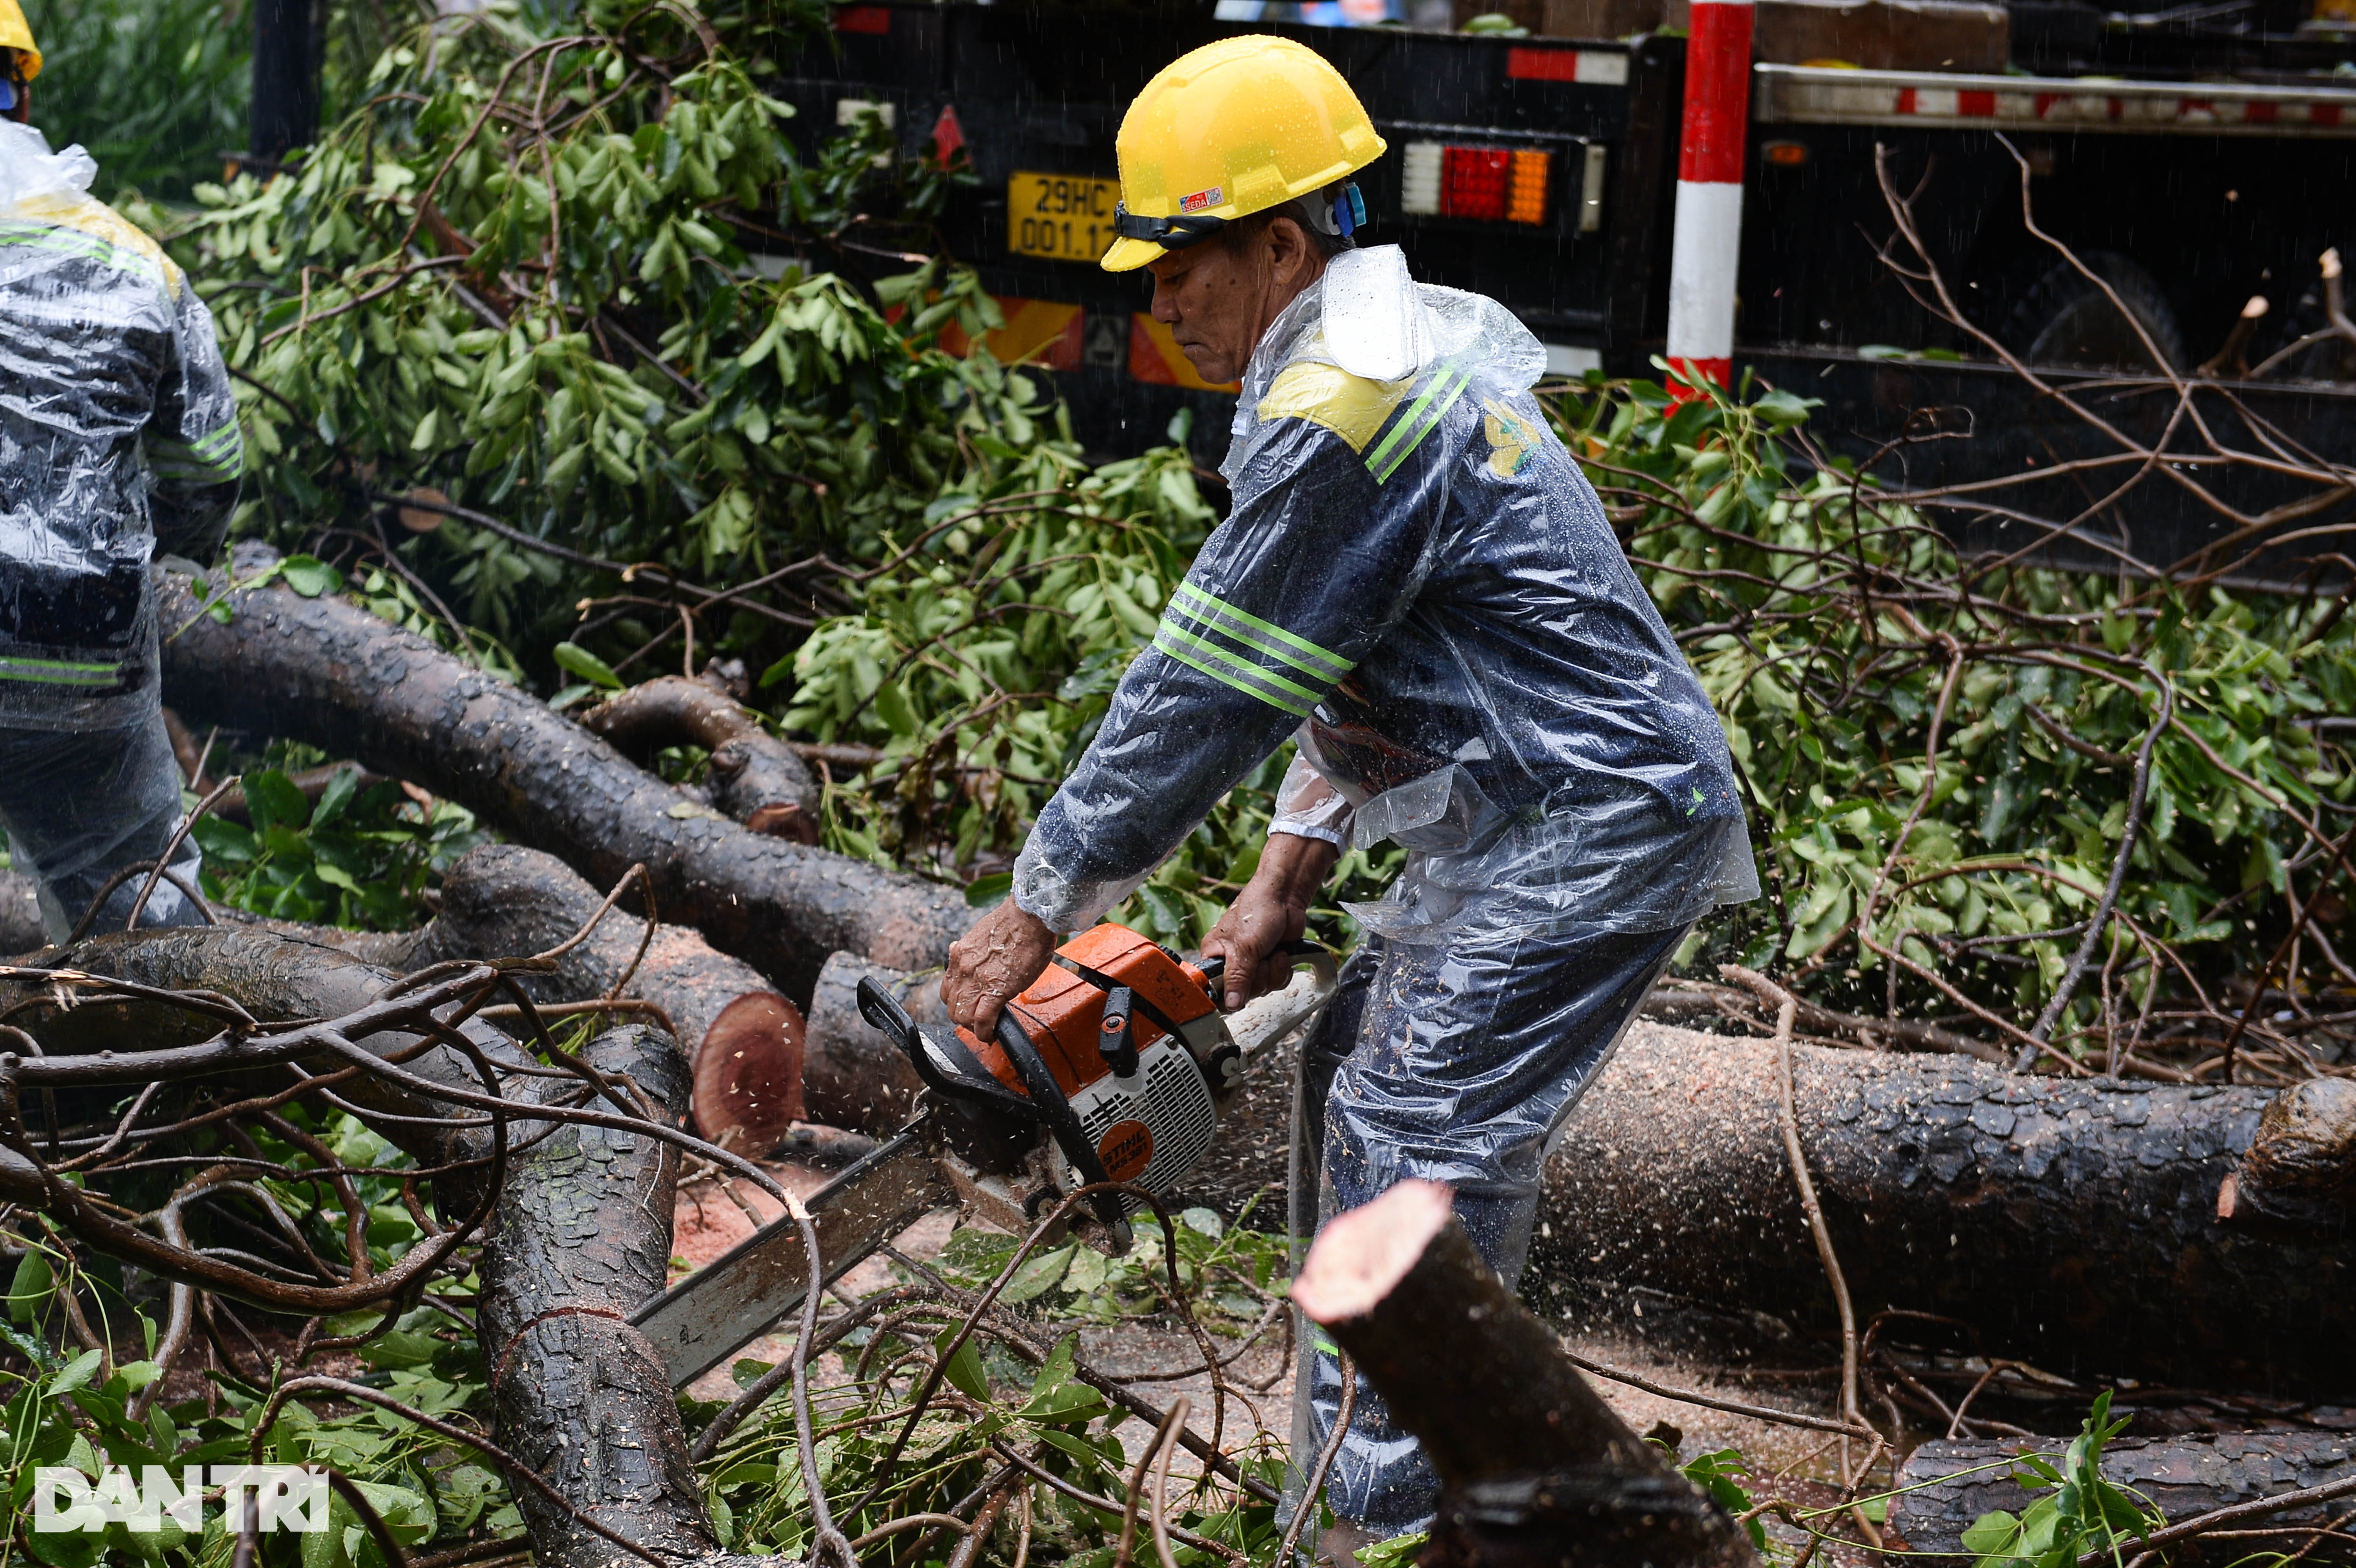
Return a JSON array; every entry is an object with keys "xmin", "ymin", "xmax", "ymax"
[
  {"xmin": 944, "ymin": 35, "xmax": 1756, "ymax": 1546},
  {"xmin": 0, "ymin": 0, "xmax": 244, "ymax": 939},
  {"xmin": 0, "ymin": 0, "xmax": 36, "ymax": 122}
]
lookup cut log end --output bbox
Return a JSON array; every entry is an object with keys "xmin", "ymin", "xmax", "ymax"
[
  {"xmin": 691, "ymin": 990, "xmax": 809, "ymax": 1153},
  {"xmin": 2231, "ymin": 1076, "xmax": 2356, "ymax": 1225},
  {"xmin": 1293, "ymin": 1177, "xmax": 1458, "ymax": 1325}
]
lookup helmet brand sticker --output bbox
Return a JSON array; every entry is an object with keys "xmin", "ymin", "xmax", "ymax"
[
  {"xmin": 1178, "ymin": 186, "xmax": 1223, "ymax": 214},
  {"xmin": 1097, "ymin": 1118, "xmax": 1155, "ymax": 1182}
]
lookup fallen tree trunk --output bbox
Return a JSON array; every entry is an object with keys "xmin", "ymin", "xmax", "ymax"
[
  {"xmin": 0, "ymin": 927, "xmax": 518, "ymax": 1177},
  {"xmin": 1890, "ymin": 1434, "xmax": 2356, "ymax": 1561},
  {"xmin": 387, "ymin": 844, "xmax": 807, "ymax": 1154},
  {"xmin": 799, "ymin": 970, "xmax": 2356, "ymax": 1387},
  {"xmin": 476, "ymin": 1020, "xmax": 747, "ymax": 1566},
  {"xmin": 1532, "ymin": 1021, "xmax": 2356, "ymax": 1391},
  {"xmin": 155, "ymin": 557, "xmax": 973, "ymax": 1000},
  {"xmin": 1295, "ymin": 1179, "xmax": 1758, "ymax": 1568},
  {"xmin": 581, "ymin": 676, "xmax": 820, "ymax": 844}
]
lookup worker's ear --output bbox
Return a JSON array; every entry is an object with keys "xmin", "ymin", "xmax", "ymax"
[{"xmin": 1262, "ymin": 214, "xmax": 1318, "ymax": 292}]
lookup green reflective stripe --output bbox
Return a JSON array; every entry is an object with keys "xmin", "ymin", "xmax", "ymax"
[
  {"xmin": 1364, "ymin": 358, "xmax": 1473, "ymax": 484},
  {"xmin": 190, "ymin": 421, "xmax": 242, "ymax": 458},
  {"xmin": 1167, "ymin": 581, "xmax": 1353, "ymax": 685},
  {"xmin": 1312, "ymin": 1330, "xmax": 1342, "ymax": 1358},
  {"xmin": 151, "ymin": 439, "xmax": 244, "ymax": 478},
  {"xmin": 1152, "ymin": 626, "xmax": 1318, "ymax": 717},
  {"xmin": 0, "ymin": 223, "xmax": 169, "ymax": 292},
  {"xmin": 0, "ymin": 655, "xmax": 123, "ymax": 686}
]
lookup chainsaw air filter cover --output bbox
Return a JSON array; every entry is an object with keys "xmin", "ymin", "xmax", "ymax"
[{"xmin": 957, "ymin": 923, "xmax": 1230, "ymax": 1196}]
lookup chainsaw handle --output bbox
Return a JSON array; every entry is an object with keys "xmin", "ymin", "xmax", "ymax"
[
  {"xmin": 855, "ymin": 976, "xmax": 1038, "ymax": 1122},
  {"xmin": 1193, "ymin": 938, "xmax": 1328, "ymax": 987}
]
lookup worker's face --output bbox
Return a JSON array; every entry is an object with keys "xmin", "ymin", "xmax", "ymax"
[
  {"xmin": 0, "ymin": 51, "xmax": 26, "ymax": 124},
  {"xmin": 1146, "ymin": 215, "xmax": 1326, "ymax": 386}
]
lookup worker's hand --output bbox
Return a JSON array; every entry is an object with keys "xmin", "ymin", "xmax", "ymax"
[
  {"xmin": 944, "ymin": 897, "xmax": 1059, "ymax": 1038},
  {"xmin": 1202, "ymin": 833, "xmax": 1339, "ymax": 1012}
]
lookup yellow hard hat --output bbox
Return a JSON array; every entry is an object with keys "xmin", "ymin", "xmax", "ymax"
[
  {"xmin": 0, "ymin": 0, "xmax": 40, "ymax": 79},
  {"xmin": 1101, "ymin": 36, "xmax": 1385, "ymax": 273}
]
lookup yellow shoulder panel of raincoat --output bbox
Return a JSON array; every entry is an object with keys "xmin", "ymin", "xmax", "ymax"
[
  {"xmin": 1254, "ymin": 360, "xmax": 1410, "ymax": 454},
  {"xmin": 5, "ymin": 190, "xmax": 183, "ymax": 298}
]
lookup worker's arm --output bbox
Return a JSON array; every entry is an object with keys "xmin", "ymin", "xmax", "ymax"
[
  {"xmin": 142, "ymin": 283, "xmax": 243, "ymax": 562},
  {"xmin": 947, "ymin": 398, "xmax": 1436, "ymax": 1032}
]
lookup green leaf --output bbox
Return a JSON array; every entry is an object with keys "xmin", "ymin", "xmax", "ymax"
[
  {"xmin": 9, "ymin": 1247, "xmax": 54, "ymax": 1323},
  {"xmin": 1001, "ymin": 1245, "xmax": 1074, "ymax": 1304},
  {"xmin": 311, "ymin": 765, "xmax": 363, "ymax": 827},
  {"xmin": 51, "ymin": 1347, "xmax": 104, "ymax": 1394},
  {"xmin": 931, "ymin": 1325, "xmax": 990, "ymax": 1403},
  {"xmin": 358, "ymin": 1328, "xmax": 441, "ymax": 1370},
  {"xmin": 1752, "ymin": 389, "xmax": 1819, "ymax": 428},
  {"xmin": 242, "ymin": 769, "xmax": 312, "ymax": 833},
  {"xmin": 1355, "ymin": 1532, "xmax": 1430, "ymax": 1568},
  {"xmin": 964, "ymin": 871, "xmax": 1012, "ymax": 908},
  {"xmin": 873, "ymin": 679, "xmax": 917, "ymax": 737},
  {"xmin": 1961, "ymin": 1510, "xmax": 2021, "ymax": 1558},
  {"xmin": 279, "ymin": 555, "xmax": 346, "ymax": 598},
  {"xmin": 552, "ymin": 642, "xmax": 624, "ymax": 690}
]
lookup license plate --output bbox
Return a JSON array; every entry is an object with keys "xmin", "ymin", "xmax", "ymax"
[{"xmin": 1008, "ymin": 171, "xmax": 1120, "ymax": 263}]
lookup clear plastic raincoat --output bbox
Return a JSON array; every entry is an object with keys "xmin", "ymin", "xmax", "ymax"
[
  {"xmin": 1009, "ymin": 244, "xmax": 1756, "ymax": 1530},
  {"xmin": 0, "ymin": 122, "xmax": 240, "ymax": 938}
]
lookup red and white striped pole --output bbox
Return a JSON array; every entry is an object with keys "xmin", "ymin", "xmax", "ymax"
[{"xmin": 1665, "ymin": 0, "xmax": 1754, "ymax": 399}]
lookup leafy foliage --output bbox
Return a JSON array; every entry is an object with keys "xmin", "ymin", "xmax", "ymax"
[
  {"xmin": 148, "ymin": 0, "xmax": 1031, "ymax": 676},
  {"xmin": 931, "ymin": 1202, "xmax": 1291, "ymax": 1332},
  {"xmin": 1960, "ymin": 1392, "xmax": 2158, "ymax": 1568},
  {"xmin": 1, "ymin": 1113, "xmax": 523, "ymax": 1568},
  {"xmin": 697, "ymin": 1273, "xmax": 1289, "ymax": 1568},
  {"xmin": 1550, "ymin": 376, "xmax": 2356, "ymax": 1061},
  {"xmin": 22, "ymin": 0, "xmax": 251, "ymax": 203},
  {"xmin": 190, "ymin": 762, "xmax": 486, "ymax": 930}
]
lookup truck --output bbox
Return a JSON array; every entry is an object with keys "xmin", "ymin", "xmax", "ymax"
[{"xmin": 767, "ymin": 0, "xmax": 2356, "ymax": 575}]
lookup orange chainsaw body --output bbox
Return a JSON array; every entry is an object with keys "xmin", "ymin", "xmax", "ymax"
[{"xmin": 954, "ymin": 923, "xmax": 1220, "ymax": 1098}]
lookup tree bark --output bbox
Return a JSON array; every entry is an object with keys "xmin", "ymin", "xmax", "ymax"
[
  {"xmin": 1889, "ymin": 1434, "xmax": 2356, "ymax": 1561},
  {"xmin": 389, "ymin": 843, "xmax": 807, "ymax": 1154},
  {"xmin": 580, "ymin": 676, "xmax": 820, "ymax": 844},
  {"xmin": 1294, "ymin": 1179, "xmax": 1758, "ymax": 1568},
  {"xmin": 475, "ymin": 1021, "xmax": 738, "ymax": 1567},
  {"xmin": 1531, "ymin": 1022, "xmax": 2356, "ymax": 1391},
  {"xmin": 800, "ymin": 951, "xmax": 933, "ymax": 1134},
  {"xmin": 154, "ymin": 559, "xmax": 974, "ymax": 1001}
]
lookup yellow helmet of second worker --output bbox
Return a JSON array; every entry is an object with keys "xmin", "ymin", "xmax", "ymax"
[
  {"xmin": 1100, "ymin": 35, "xmax": 1385, "ymax": 273},
  {"xmin": 0, "ymin": 0, "xmax": 40, "ymax": 80}
]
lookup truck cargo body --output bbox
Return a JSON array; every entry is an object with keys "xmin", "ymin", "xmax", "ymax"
[{"xmin": 773, "ymin": 3, "xmax": 2356, "ymax": 575}]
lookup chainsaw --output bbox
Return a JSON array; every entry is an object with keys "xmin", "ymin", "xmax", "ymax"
[{"xmin": 631, "ymin": 922, "xmax": 1339, "ymax": 1387}]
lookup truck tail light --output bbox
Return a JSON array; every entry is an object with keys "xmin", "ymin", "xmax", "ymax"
[
  {"xmin": 1443, "ymin": 146, "xmax": 1511, "ymax": 220},
  {"xmin": 1399, "ymin": 141, "xmax": 1551, "ymax": 225},
  {"xmin": 1507, "ymin": 149, "xmax": 1551, "ymax": 224}
]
